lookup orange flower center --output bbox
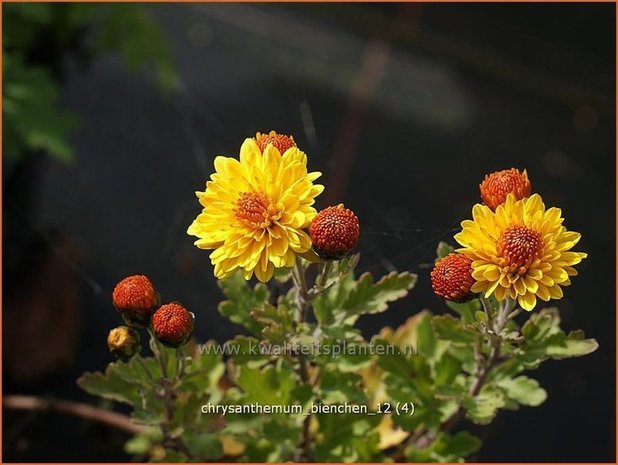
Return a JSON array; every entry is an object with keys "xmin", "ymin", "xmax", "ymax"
[
  {"xmin": 498, "ymin": 225, "xmax": 543, "ymax": 273},
  {"xmin": 255, "ymin": 130, "xmax": 296, "ymax": 154},
  {"xmin": 235, "ymin": 192, "xmax": 279, "ymax": 228}
]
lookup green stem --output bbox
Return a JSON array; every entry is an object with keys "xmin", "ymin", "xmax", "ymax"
[
  {"xmin": 176, "ymin": 348, "xmax": 186, "ymax": 380},
  {"xmin": 148, "ymin": 328, "xmax": 169, "ymax": 379},
  {"xmin": 292, "ymin": 260, "xmax": 309, "ymax": 322},
  {"xmin": 147, "ymin": 328, "xmax": 193, "ymax": 459},
  {"xmin": 291, "ymin": 260, "xmax": 313, "ymax": 462}
]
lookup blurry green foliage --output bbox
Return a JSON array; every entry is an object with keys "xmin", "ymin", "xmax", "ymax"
[{"xmin": 3, "ymin": 3, "xmax": 177, "ymax": 163}]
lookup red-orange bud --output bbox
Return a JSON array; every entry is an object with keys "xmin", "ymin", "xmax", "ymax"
[
  {"xmin": 309, "ymin": 204, "xmax": 360, "ymax": 260},
  {"xmin": 112, "ymin": 275, "xmax": 160, "ymax": 327},
  {"xmin": 480, "ymin": 168, "xmax": 531, "ymax": 210},
  {"xmin": 152, "ymin": 302, "xmax": 194, "ymax": 348},
  {"xmin": 430, "ymin": 253, "xmax": 476, "ymax": 303}
]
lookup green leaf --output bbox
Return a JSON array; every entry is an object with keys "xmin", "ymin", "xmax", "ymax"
[
  {"xmin": 433, "ymin": 353, "xmax": 462, "ymax": 386},
  {"xmin": 234, "ymin": 360, "xmax": 298, "ymax": 407},
  {"xmin": 313, "ymin": 272, "xmax": 355, "ymax": 326},
  {"xmin": 432, "ymin": 314, "xmax": 479, "ymax": 344},
  {"xmin": 183, "ymin": 342, "xmax": 225, "ymax": 392},
  {"xmin": 320, "ymin": 368, "xmax": 367, "ymax": 404},
  {"xmin": 521, "ymin": 307, "xmax": 562, "ymax": 342},
  {"xmin": 436, "ymin": 241, "xmax": 455, "ymax": 260},
  {"xmin": 251, "ymin": 302, "xmax": 294, "ymax": 344},
  {"xmin": 373, "ymin": 338, "xmax": 416, "ymax": 384},
  {"xmin": 417, "ymin": 312, "xmax": 437, "ymax": 359},
  {"xmin": 341, "ymin": 271, "xmax": 417, "ymax": 320},
  {"xmin": 462, "ymin": 385, "xmax": 506, "ymax": 424},
  {"xmin": 218, "ymin": 272, "xmax": 270, "ymax": 336},
  {"xmin": 77, "ymin": 363, "xmax": 143, "ymax": 406},
  {"xmin": 517, "ymin": 308, "xmax": 599, "ymax": 367},
  {"xmin": 183, "ymin": 431, "xmax": 223, "ymax": 460},
  {"xmin": 3, "ymin": 53, "xmax": 76, "ymax": 163},
  {"xmin": 446, "ymin": 298, "xmax": 480, "ymax": 325},
  {"xmin": 497, "ymin": 376, "xmax": 547, "ymax": 407},
  {"xmin": 96, "ymin": 4, "xmax": 177, "ymax": 93},
  {"xmin": 545, "ymin": 333, "xmax": 599, "ymax": 359},
  {"xmin": 314, "ymin": 413, "xmax": 380, "ymax": 462},
  {"xmin": 416, "ymin": 430, "xmax": 482, "ymax": 462}
]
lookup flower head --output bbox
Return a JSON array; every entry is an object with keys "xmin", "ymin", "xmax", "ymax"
[
  {"xmin": 480, "ymin": 168, "xmax": 531, "ymax": 210},
  {"xmin": 107, "ymin": 326, "xmax": 141, "ymax": 362},
  {"xmin": 152, "ymin": 302, "xmax": 194, "ymax": 348},
  {"xmin": 430, "ymin": 253, "xmax": 476, "ymax": 303},
  {"xmin": 112, "ymin": 275, "xmax": 160, "ymax": 326},
  {"xmin": 455, "ymin": 193, "xmax": 587, "ymax": 311},
  {"xmin": 255, "ymin": 130, "xmax": 296, "ymax": 154},
  {"xmin": 187, "ymin": 137, "xmax": 324, "ymax": 282},
  {"xmin": 309, "ymin": 204, "xmax": 360, "ymax": 259}
]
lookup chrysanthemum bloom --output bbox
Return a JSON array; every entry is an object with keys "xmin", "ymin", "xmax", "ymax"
[
  {"xmin": 107, "ymin": 326, "xmax": 141, "ymax": 362},
  {"xmin": 255, "ymin": 130, "xmax": 296, "ymax": 154},
  {"xmin": 152, "ymin": 302, "xmax": 194, "ymax": 348},
  {"xmin": 430, "ymin": 253, "xmax": 476, "ymax": 303},
  {"xmin": 187, "ymin": 137, "xmax": 324, "ymax": 282},
  {"xmin": 480, "ymin": 168, "xmax": 531, "ymax": 210},
  {"xmin": 112, "ymin": 275, "xmax": 160, "ymax": 326},
  {"xmin": 455, "ymin": 193, "xmax": 587, "ymax": 311},
  {"xmin": 309, "ymin": 204, "xmax": 360, "ymax": 259}
]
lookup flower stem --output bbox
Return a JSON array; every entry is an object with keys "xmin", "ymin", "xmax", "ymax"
[
  {"xmin": 291, "ymin": 260, "xmax": 313, "ymax": 462},
  {"xmin": 147, "ymin": 328, "xmax": 193, "ymax": 459},
  {"xmin": 176, "ymin": 348, "xmax": 186, "ymax": 380},
  {"xmin": 292, "ymin": 260, "xmax": 309, "ymax": 322}
]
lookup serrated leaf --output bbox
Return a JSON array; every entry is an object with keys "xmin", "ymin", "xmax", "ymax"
[
  {"xmin": 462, "ymin": 385, "xmax": 506, "ymax": 424},
  {"xmin": 497, "ymin": 376, "xmax": 547, "ymax": 407},
  {"xmin": 341, "ymin": 271, "xmax": 417, "ymax": 319},
  {"xmin": 320, "ymin": 368, "xmax": 367, "ymax": 403},
  {"xmin": 546, "ymin": 333, "xmax": 599, "ymax": 359},
  {"xmin": 314, "ymin": 412, "xmax": 380, "ymax": 462},
  {"xmin": 234, "ymin": 360, "xmax": 297, "ymax": 406},
  {"xmin": 218, "ymin": 271, "xmax": 270, "ymax": 335},
  {"xmin": 251, "ymin": 302, "xmax": 294, "ymax": 344},
  {"xmin": 427, "ymin": 430, "xmax": 482, "ymax": 461},
  {"xmin": 372, "ymin": 338, "xmax": 415, "ymax": 383},
  {"xmin": 77, "ymin": 364, "xmax": 143, "ymax": 406},
  {"xmin": 432, "ymin": 314, "xmax": 479, "ymax": 344},
  {"xmin": 313, "ymin": 272, "xmax": 355, "ymax": 326},
  {"xmin": 521, "ymin": 307, "xmax": 562, "ymax": 341},
  {"xmin": 517, "ymin": 308, "xmax": 599, "ymax": 366}
]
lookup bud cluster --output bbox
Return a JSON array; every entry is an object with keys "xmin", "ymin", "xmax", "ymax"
[
  {"xmin": 108, "ymin": 274, "xmax": 194, "ymax": 361},
  {"xmin": 431, "ymin": 167, "xmax": 532, "ymax": 302}
]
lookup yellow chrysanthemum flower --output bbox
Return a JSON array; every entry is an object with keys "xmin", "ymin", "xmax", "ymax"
[
  {"xmin": 187, "ymin": 137, "xmax": 324, "ymax": 282},
  {"xmin": 454, "ymin": 193, "xmax": 587, "ymax": 311}
]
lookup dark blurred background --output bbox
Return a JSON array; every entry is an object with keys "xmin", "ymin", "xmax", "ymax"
[{"xmin": 2, "ymin": 3, "xmax": 615, "ymax": 462}]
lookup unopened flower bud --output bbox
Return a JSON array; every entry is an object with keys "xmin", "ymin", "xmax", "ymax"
[
  {"xmin": 430, "ymin": 253, "xmax": 476, "ymax": 303},
  {"xmin": 152, "ymin": 302, "xmax": 194, "ymax": 348},
  {"xmin": 309, "ymin": 204, "xmax": 360, "ymax": 260},
  {"xmin": 107, "ymin": 326, "xmax": 141, "ymax": 362},
  {"xmin": 479, "ymin": 168, "xmax": 531, "ymax": 210},
  {"xmin": 112, "ymin": 275, "xmax": 160, "ymax": 327}
]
